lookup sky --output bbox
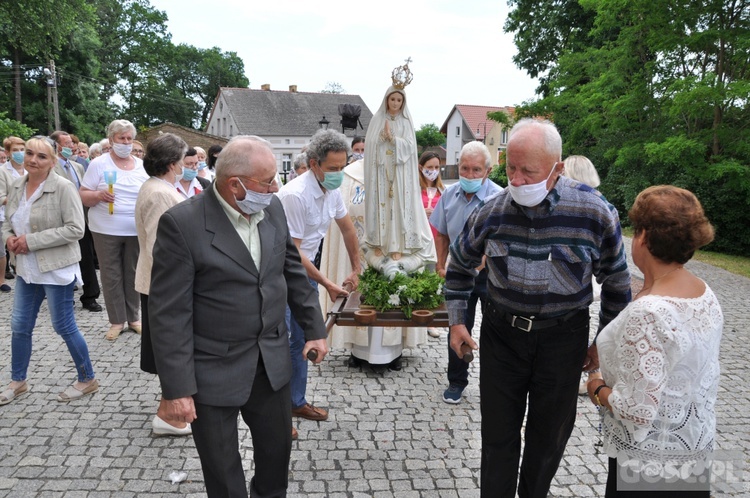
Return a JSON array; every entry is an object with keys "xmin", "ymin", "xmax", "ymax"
[{"xmin": 148, "ymin": 0, "xmax": 539, "ymax": 129}]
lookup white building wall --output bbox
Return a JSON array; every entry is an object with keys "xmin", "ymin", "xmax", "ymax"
[{"xmin": 445, "ymin": 112, "xmax": 465, "ymax": 166}]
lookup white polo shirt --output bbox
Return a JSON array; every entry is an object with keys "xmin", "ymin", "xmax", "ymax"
[{"xmin": 277, "ymin": 170, "xmax": 347, "ymax": 261}]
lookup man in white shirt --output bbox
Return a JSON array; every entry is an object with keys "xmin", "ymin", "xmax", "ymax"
[{"xmin": 277, "ymin": 129, "xmax": 360, "ymax": 432}]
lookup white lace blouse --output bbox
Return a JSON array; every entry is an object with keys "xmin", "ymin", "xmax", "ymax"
[{"xmin": 597, "ymin": 283, "xmax": 723, "ymax": 474}]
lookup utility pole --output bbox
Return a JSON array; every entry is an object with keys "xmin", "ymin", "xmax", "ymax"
[{"xmin": 44, "ymin": 60, "xmax": 60, "ymax": 133}]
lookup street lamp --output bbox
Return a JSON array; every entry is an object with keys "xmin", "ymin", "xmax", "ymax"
[{"xmin": 318, "ymin": 115, "xmax": 329, "ymax": 130}]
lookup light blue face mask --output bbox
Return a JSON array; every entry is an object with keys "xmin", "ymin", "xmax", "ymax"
[
  {"xmin": 459, "ymin": 176, "xmax": 483, "ymax": 194},
  {"xmin": 198, "ymin": 161, "xmax": 207, "ymax": 170},
  {"xmin": 181, "ymin": 167, "xmax": 198, "ymax": 182},
  {"xmin": 319, "ymin": 170, "xmax": 344, "ymax": 190},
  {"xmin": 11, "ymin": 151, "xmax": 25, "ymax": 164},
  {"xmin": 60, "ymin": 147, "xmax": 73, "ymax": 159}
]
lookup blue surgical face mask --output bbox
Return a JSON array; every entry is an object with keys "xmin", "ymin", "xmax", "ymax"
[
  {"xmin": 60, "ymin": 147, "xmax": 73, "ymax": 159},
  {"xmin": 459, "ymin": 176, "xmax": 483, "ymax": 194},
  {"xmin": 235, "ymin": 179, "xmax": 274, "ymax": 215},
  {"xmin": 319, "ymin": 170, "xmax": 344, "ymax": 190},
  {"xmin": 181, "ymin": 167, "xmax": 198, "ymax": 182},
  {"xmin": 11, "ymin": 151, "xmax": 25, "ymax": 164},
  {"xmin": 198, "ymin": 161, "xmax": 207, "ymax": 170}
]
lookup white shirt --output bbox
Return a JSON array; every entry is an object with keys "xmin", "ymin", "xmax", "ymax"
[
  {"xmin": 276, "ymin": 170, "xmax": 347, "ymax": 261},
  {"xmin": 598, "ymin": 284, "xmax": 723, "ymax": 476},
  {"xmin": 175, "ymin": 178, "xmax": 204, "ymax": 198},
  {"xmin": 81, "ymin": 153, "xmax": 148, "ymax": 236}
]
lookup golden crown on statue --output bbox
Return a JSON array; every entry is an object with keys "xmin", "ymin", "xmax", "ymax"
[{"xmin": 391, "ymin": 57, "xmax": 413, "ymax": 90}]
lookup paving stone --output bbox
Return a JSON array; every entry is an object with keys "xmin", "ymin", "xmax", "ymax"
[{"xmin": 0, "ymin": 238, "xmax": 748, "ymax": 496}]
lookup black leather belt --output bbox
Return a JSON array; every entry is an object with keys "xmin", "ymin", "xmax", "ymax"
[{"xmin": 499, "ymin": 308, "xmax": 584, "ymax": 332}]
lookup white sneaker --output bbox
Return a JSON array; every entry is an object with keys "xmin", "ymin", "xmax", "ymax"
[
  {"xmin": 578, "ymin": 375, "xmax": 589, "ymax": 396},
  {"xmin": 427, "ymin": 328, "xmax": 441, "ymax": 338}
]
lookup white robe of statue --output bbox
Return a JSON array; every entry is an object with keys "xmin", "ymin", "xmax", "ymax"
[
  {"xmin": 363, "ymin": 86, "xmax": 436, "ymax": 278},
  {"xmin": 319, "ymin": 159, "xmax": 427, "ymax": 364}
]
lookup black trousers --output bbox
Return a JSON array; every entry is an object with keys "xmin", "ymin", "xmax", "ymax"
[
  {"xmin": 78, "ymin": 224, "xmax": 100, "ymax": 305},
  {"xmin": 191, "ymin": 354, "xmax": 292, "ymax": 498},
  {"xmin": 479, "ymin": 303, "xmax": 589, "ymax": 498}
]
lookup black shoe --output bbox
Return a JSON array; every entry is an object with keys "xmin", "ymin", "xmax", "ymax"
[
  {"xmin": 82, "ymin": 301, "xmax": 103, "ymax": 312},
  {"xmin": 4, "ymin": 271, "xmax": 14, "ymax": 280},
  {"xmin": 347, "ymin": 354, "xmax": 362, "ymax": 368},
  {"xmin": 388, "ymin": 355, "xmax": 403, "ymax": 371}
]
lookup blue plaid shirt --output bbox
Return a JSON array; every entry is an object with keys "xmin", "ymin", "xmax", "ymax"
[{"xmin": 445, "ymin": 176, "xmax": 631, "ymax": 335}]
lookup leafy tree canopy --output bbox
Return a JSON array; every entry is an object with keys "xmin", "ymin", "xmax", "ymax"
[{"xmin": 415, "ymin": 123, "xmax": 445, "ymax": 150}]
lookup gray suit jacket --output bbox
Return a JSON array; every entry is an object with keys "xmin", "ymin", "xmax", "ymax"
[{"xmin": 149, "ymin": 186, "xmax": 325, "ymax": 406}]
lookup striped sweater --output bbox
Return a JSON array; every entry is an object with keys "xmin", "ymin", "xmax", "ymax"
[{"xmin": 445, "ymin": 176, "xmax": 631, "ymax": 334}]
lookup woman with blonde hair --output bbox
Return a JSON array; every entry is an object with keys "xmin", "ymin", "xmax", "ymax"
[
  {"xmin": 0, "ymin": 136, "xmax": 98, "ymax": 405},
  {"xmin": 80, "ymin": 119, "xmax": 149, "ymax": 340}
]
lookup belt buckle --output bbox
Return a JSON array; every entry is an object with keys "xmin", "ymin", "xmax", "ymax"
[{"xmin": 511, "ymin": 315, "xmax": 533, "ymax": 332}]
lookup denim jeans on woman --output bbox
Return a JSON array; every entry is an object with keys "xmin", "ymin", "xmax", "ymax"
[{"xmin": 11, "ymin": 277, "xmax": 95, "ymax": 382}]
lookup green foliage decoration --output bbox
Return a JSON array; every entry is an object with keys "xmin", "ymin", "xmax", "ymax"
[
  {"xmin": 0, "ymin": 112, "xmax": 36, "ymax": 140},
  {"xmin": 357, "ymin": 267, "xmax": 445, "ymax": 319}
]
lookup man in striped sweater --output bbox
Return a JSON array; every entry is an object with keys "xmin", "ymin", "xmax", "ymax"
[{"xmin": 445, "ymin": 118, "xmax": 631, "ymax": 498}]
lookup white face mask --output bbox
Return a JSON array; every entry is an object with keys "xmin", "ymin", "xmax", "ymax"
[
  {"xmin": 112, "ymin": 143, "xmax": 133, "ymax": 159},
  {"xmin": 422, "ymin": 168, "xmax": 439, "ymax": 182},
  {"xmin": 173, "ymin": 163, "xmax": 185, "ymax": 182},
  {"xmin": 507, "ymin": 162, "xmax": 557, "ymax": 207},
  {"xmin": 234, "ymin": 178, "xmax": 274, "ymax": 215}
]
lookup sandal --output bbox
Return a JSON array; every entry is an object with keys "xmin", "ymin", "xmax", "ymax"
[
  {"xmin": 105, "ymin": 324, "xmax": 124, "ymax": 341},
  {"xmin": 0, "ymin": 382, "xmax": 30, "ymax": 406},
  {"xmin": 58, "ymin": 379, "xmax": 99, "ymax": 402},
  {"xmin": 129, "ymin": 321, "xmax": 142, "ymax": 335}
]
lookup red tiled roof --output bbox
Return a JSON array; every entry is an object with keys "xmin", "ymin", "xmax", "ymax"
[{"xmin": 441, "ymin": 105, "xmax": 515, "ymax": 140}]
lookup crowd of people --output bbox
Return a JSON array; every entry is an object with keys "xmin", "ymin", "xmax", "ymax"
[{"xmin": 0, "ymin": 98, "xmax": 724, "ymax": 496}]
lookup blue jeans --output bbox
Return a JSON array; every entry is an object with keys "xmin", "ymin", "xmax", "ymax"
[
  {"xmin": 285, "ymin": 279, "xmax": 317, "ymax": 409},
  {"xmin": 447, "ymin": 269, "xmax": 489, "ymax": 388},
  {"xmin": 11, "ymin": 277, "xmax": 95, "ymax": 383}
]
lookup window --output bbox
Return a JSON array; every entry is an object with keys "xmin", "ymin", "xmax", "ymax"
[
  {"xmin": 230, "ymin": 124, "xmax": 233, "ymax": 137},
  {"xmin": 285, "ymin": 138, "xmax": 291, "ymax": 145},
  {"xmin": 501, "ymin": 130, "xmax": 508, "ymax": 144},
  {"xmin": 222, "ymin": 118, "xmax": 226, "ymax": 136},
  {"xmin": 220, "ymin": 101, "xmax": 223, "ymax": 112},
  {"xmin": 456, "ymin": 126, "xmax": 460, "ymax": 137},
  {"xmin": 282, "ymin": 153, "xmax": 292, "ymax": 171},
  {"xmin": 454, "ymin": 152, "xmax": 459, "ymax": 164},
  {"xmin": 210, "ymin": 124, "xmax": 214, "ymax": 135}
]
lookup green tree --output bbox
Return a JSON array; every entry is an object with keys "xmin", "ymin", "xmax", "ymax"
[
  {"xmin": 0, "ymin": 112, "xmax": 36, "ymax": 139},
  {"xmin": 415, "ymin": 123, "xmax": 445, "ymax": 151},
  {"xmin": 507, "ymin": 0, "xmax": 750, "ymax": 254},
  {"xmin": 321, "ymin": 81, "xmax": 345, "ymax": 94},
  {"xmin": 0, "ymin": 0, "xmax": 95, "ymax": 121}
]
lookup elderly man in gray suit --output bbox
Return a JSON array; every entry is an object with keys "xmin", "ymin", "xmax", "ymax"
[{"xmin": 149, "ymin": 135, "xmax": 328, "ymax": 498}]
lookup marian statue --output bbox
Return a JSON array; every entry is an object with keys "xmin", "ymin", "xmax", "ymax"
[{"xmin": 363, "ymin": 60, "xmax": 436, "ymax": 277}]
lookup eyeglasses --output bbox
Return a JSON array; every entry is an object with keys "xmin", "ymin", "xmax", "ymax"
[{"xmin": 238, "ymin": 176, "xmax": 279, "ymax": 192}]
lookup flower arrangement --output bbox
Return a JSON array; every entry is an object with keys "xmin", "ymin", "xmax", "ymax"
[{"xmin": 358, "ymin": 267, "xmax": 445, "ymax": 319}]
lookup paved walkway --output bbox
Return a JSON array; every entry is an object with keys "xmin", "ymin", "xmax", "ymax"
[{"xmin": 0, "ymin": 239, "xmax": 748, "ymax": 497}]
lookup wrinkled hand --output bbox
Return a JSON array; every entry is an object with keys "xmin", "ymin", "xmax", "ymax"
[
  {"xmin": 163, "ymin": 396, "xmax": 197, "ymax": 424},
  {"xmin": 99, "ymin": 189, "xmax": 115, "ymax": 203},
  {"xmin": 326, "ymin": 282, "xmax": 350, "ymax": 302},
  {"xmin": 449, "ymin": 324, "xmax": 476, "ymax": 358},
  {"xmin": 7, "ymin": 235, "xmax": 29, "ymax": 255},
  {"xmin": 303, "ymin": 338, "xmax": 329, "ymax": 364},
  {"xmin": 582, "ymin": 343, "xmax": 599, "ymax": 372},
  {"xmin": 342, "ymin": 271, "xmax": 359, "ymax": 292}
]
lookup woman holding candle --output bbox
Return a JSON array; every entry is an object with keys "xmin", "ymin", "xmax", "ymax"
[{"xmin": 80, "ymin": 119, "xmax": 149, "ymax": 340}]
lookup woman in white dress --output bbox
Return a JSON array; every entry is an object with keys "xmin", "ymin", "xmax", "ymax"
[{"xmin": 588, "ymin": 185, "xmax": 722, "ymax": 497}]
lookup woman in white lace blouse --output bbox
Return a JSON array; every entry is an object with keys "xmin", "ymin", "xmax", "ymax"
[{"xmin": 588, "ymin": 185, "xmax": 722, "ymax": 497}]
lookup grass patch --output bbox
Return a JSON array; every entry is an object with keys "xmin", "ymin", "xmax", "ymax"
[{"xmin": 621, "ymin": 228, "xmax": 750, "ymax": 279}]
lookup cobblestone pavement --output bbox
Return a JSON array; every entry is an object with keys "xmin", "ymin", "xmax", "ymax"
[{"xmin": 0, "ymin": 238, "xmax": 748, "ymax": 497}]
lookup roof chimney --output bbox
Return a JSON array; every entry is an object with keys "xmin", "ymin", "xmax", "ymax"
[
  {"xmin": 261, "ymin": 84, "xmax": 271, "ymax": 91},
  {"xmin": 289, "ymin": 85, "xmax": 297, "ymax": 93}
]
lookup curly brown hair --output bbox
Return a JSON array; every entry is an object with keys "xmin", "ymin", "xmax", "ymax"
[{"xmin": 628, "ymin": 185, "xmax": 714, "ymax": 264}]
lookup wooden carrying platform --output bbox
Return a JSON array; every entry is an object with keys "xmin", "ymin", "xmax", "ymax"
[{"xmin": 325, "ymin": 291, "xmax": 449, "ymax": 329}]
